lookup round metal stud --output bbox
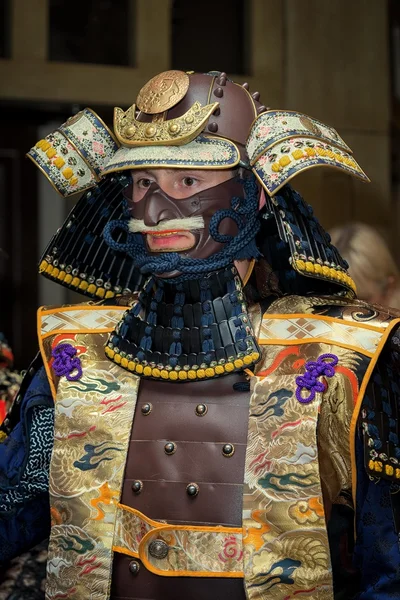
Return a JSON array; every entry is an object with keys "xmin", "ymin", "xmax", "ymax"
[
  {"xmin": 195, "ymin": 404, "xmax": 208, "ymax": 417},
  {"xmin": 148, "ymin": 539, "xmax": 169, "ymax": 560},
  {"xmin": 141, "ymin": 403, "xmax": 152, "ymax": 416},
  {"xmin": 164, "ymin": 442, "xmax": 176, "ymax": 455},
  {"xmin": 124, "ymin": 125, "xmax": 136, "ymax": 138},
  {"xmin": 208, "ymin": 122, "xmax": 218, "ymax": 133},
  {"xmin": 131, "ymin": 480, "xmax": 143, "ymax": 494},
  {"xmin": 145, "ymin": 125, "xmax": 156, "ymax": 138},
  {"xmin": 129, "ymin": 560, "xmax": 140, "ymax": 575},
  {"xmin": 222, "ymin": 443, "xmax": 235, "ymax": 457},
  {"xmin": 213, "ymin": 87, "xmax": 224, "ymax": 98},
  {"xmin": 186, "ymin": 483, "xmax": 199, "ymax": 497}
]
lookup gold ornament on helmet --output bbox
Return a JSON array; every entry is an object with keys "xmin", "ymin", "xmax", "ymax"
[
  {"xmin": 136, "ymin": 70, "xmax": 190, "ymax": 114},
  {"xmin": 113, "ymin": 101, "xmax": 219, "ymax": 147}
]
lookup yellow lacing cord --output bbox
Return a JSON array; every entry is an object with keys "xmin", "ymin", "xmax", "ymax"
[
  {"xmin": 104, "ymin": 345, "xmax": 260, "ymax": 381},
  {"xmin": 39, "ymin": 260, "xmax": 115, "ymax": 299},
  {"xmin": 293, "ymin": 258, "xmax": 356, "ymax": 293}
]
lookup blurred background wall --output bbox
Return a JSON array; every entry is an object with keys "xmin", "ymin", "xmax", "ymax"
[{"xmin": 0, "ymin": 0, "xmax": 399, "ymax": 367}]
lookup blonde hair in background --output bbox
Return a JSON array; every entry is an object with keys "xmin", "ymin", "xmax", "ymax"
[{"xmin": 329, "ymin": 222, "xmax": 400, "ymax": 310}]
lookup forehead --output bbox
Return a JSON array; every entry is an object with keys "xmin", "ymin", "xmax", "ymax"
[{"xmin": 132, "ymin": 168, "xmax": 211, "ymax": 177}]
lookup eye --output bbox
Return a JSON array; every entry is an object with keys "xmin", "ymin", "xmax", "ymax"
[
  {"xmin": 136, "ymin": 178, "xmax": 152, "ymax": 189},
  {"xmin": 183, "ymin": 176, "xmax": 196, "ymax": 187}
]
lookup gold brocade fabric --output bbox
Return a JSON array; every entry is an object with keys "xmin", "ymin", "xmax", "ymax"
[
  {"xmin": 37, "ymin": 297, "xmax": 397, "ymax": 600},
  {"xmin": 241, "ymin": 296, "xmax": 394, "ymax": 600},
  {"xmin": 38, "ymin": 306, "xmax": 140, "ymax": 600}
]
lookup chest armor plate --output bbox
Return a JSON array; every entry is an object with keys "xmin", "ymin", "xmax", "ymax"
[{"xmin": 111, "ymin": 373, "xmax": 250, "ymax": 600}]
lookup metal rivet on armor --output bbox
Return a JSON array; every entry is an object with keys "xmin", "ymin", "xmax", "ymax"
[
  {"xmin": 252, "ymin": 91, "xmax": 260, "ymax": 101},
  {"xmin": 213, "ymin": 107, "xmax": 221, "ymax": 116},
  {"xmin": 242, "ymin": 82, "xmax": 249, "ymax": 90},
  {"xmin": 222, "ymin": 443, "xmax": 235, "ymax": 457},
  {"xmin": 129, "ymin": 560, "xmax": 140, "ymax": 575},
  {"xmin": 132, "ymin": 480, "xmax": 143, "ymax": 494},
  {"xmin": 141, "ymin": 403, "xmax": 152, "ymax": 416},
  {"xmin": 3, "ymin": 418, "xmax": 9, "ymax": 427},
  {"xmin": 213, "ymin": 87, "xmax": 223, "ymax": 98},
  {"xmin": 257, "ymin": 105, "xmax": 267, "ymax": 114},
  {"xmin": 148, "ymin": 539, "xmax": 169, "ymax": 560},
  {"xmin": 195, "ymin": 404, "xmax": 208, "ymax": 417},
  {"xmin": 186, "ymin": 483, "xmax": 199, "ymax": 497},
  {"xmin": 28, "ymin": 367, "xmax": 35, "ymax": 376},
  {"xmin": 164, "ymin": 442, "xmax": 176, "ymax": 455},
  {"xmin": 208, "ymin": 122, "xmax": 218, "ymax": 133}
]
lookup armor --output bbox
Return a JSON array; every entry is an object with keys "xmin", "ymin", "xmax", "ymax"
[{"xmin": 1, "ymin": 70, "xmax": 400, "ymax": 600}]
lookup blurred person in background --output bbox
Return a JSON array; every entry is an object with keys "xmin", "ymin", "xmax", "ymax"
[{"xmin": 330, "ymin": 222, "xmax": 400, "ymax": 309}]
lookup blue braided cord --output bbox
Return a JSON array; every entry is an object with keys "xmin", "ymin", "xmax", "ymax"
[
  {"xmin": 169, "ymin": 283, "xmax": 185, "ymax": 360},
  {"xmin": 227, "ymin": 278, "xmax": 248, "ymax": 352},
  {"xmin": 198, "ymin": 277, "xmax": 215, "ymax": 356},
  {"xmin": 102, "ymin": 175, "xmax": 261, "ymax": 282},
  {"xmin": 136, "ymin": 278, "xmax": 164, "ymax": 353}
]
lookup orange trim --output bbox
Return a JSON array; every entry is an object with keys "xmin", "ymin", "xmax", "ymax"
[
  {"xmin": 37, "ymin": 308, "xmax": 57, "ymax": 401},
  {"xmin": 39, "ymin": 304, "xmax": 126, "ymax": 316},
  {"xmin": 138, "ymin": 528, "xmax": 243, "ymax": 578},
  {"xmin": 42, "ymin": 327, "xmax": 116, "ymax": 340},
  {"xmin": 241, "ymin": 258, "xmax": 256, "ymax": 287},
  {"xmin": 257, "ymin": 337, "xmax": 375, "ymax": 358},
  {"xmin": 261, "ymin": 312, "xmax": 388, "ymax": 333},
  {"xmin": 116, "ymin": 503, "xmax": 166, "ymax": 529},
  {"xmin": 116, "ymin": 504, "xmax": 243, "ymax": 577},
  {"xmin": 349, "ymin": 317, "xmax": 400, "ymax": 514},
  {"xmin": 112, "ymin": 545, "xmax": 139, "ymax": 559}
]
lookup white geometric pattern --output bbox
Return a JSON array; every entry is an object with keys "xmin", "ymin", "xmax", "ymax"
[
  {"xmin": 259, "ymin": 316, "xmax": 383, "ymax": 355},
  {"xmin": 40, "ymin": 307, "xmax": 125, "ymax": 336}
]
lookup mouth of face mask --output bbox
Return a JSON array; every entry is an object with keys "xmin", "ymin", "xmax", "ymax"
[
  {"xmin": 145, "ymin": 230, "xmax": 196, "ymax": 252},
  {"xmin": 129, "ymin": 215, "xmax": 204, "ymax": 254}
]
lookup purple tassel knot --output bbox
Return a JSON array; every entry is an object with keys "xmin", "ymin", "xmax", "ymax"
[
  {"xmin": 52, "ymin": 343, "xmax": 82, "ymax": 381},
  {"xmin": 295, "ymin": 353, "xmax": 338, "ymax": 404}
]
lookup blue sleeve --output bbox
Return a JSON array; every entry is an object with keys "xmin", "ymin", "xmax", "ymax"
[
  {"xmin": 0, "ymin": 363, "xmax": 54, "ymax": 561},
  {"xmin": 353, "ymin": 430, "xmax": 400, "ymax": 598}
]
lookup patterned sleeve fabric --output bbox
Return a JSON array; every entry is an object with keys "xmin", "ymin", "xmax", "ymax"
[
  {"xmin": 0, "ymin": 366, "xmax": 54, "ymax": 562},
  {"xmin": 353, "ymin": 332, "xmax": 400, "ymax": 598}
]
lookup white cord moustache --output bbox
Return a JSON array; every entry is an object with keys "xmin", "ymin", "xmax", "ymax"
[{"xmin": 128, "ymin": 216, "xmax": 205, "ymax": 233}]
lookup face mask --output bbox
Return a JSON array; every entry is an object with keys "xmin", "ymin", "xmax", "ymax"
[
  {"xmin": 104, "ymin": 173, "xmax": 261, "ymax": 280},
  {"xmin": 128, "ymin": 176, "xmax": 246, "ymax": 261}
]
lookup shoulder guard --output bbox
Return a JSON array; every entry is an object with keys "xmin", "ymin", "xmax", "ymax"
[
  {"xmin": 263, "ymin": 294, "xmax": 399, "ymax": 327},
  {"xmin": 360, "ymin": 325, "xmax": 400, "ymax": 483}
]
